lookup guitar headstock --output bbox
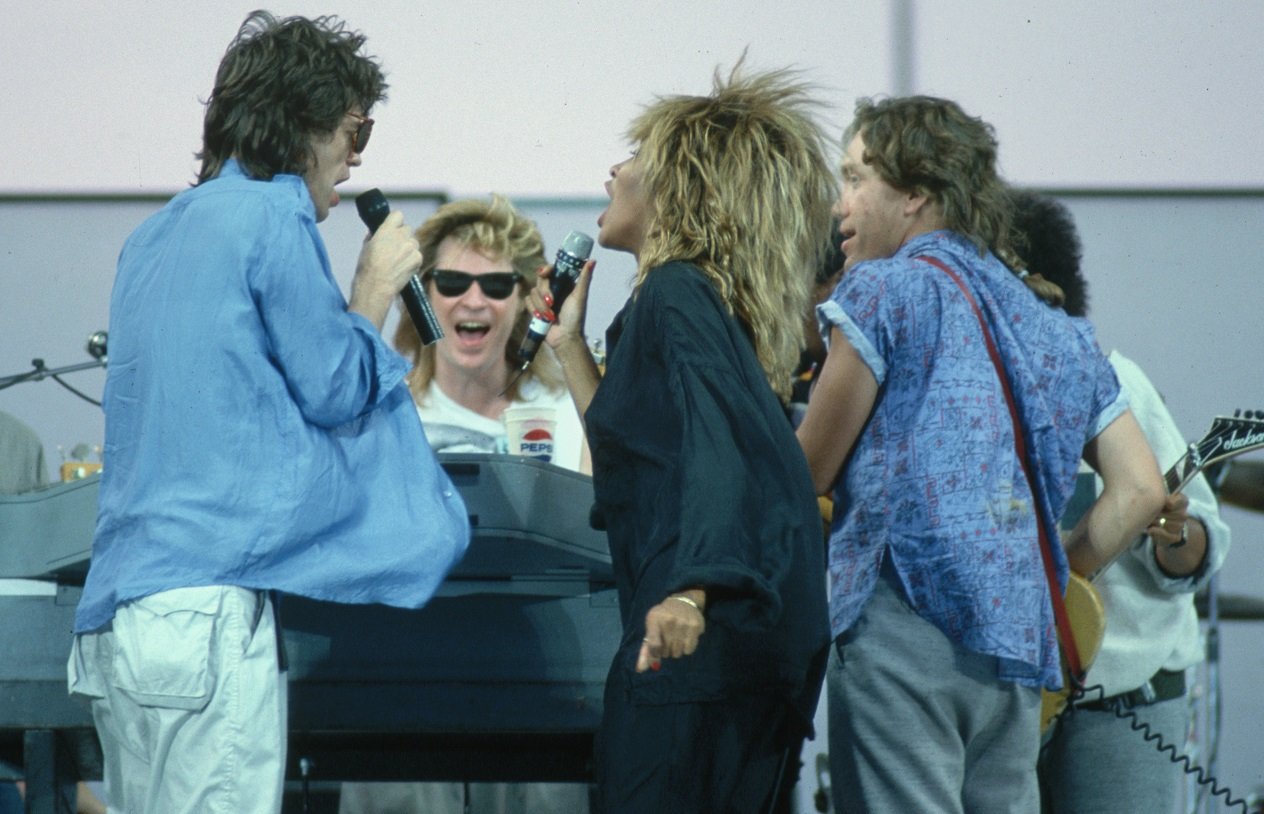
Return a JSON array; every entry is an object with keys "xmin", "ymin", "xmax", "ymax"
[{"xmin": 1168, "ymin": 410, "xmax": 1264, "ymax": 493}]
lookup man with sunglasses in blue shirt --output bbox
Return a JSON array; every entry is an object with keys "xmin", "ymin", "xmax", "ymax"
[{"xmin": 67, "ymin": 12, "xmax": 469, "ymax": 813}]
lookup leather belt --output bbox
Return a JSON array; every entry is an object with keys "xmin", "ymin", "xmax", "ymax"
[{"xmin": 1078, "ymin": 668, "xmax": 1185, "ymax": 711}]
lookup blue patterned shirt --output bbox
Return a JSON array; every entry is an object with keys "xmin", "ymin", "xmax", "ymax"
[
  {"xmin": 818, "ymin": 230, "xmax": 1125, "ymax": 688},
  {"xmin": 75, "ymin": 161, "xmax": 469, "ymax": 633}
]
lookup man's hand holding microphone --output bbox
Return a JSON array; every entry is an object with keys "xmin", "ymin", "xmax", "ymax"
[{"xmin": 348, "ymin": 207, "xmax": 422, "ymax": 331}]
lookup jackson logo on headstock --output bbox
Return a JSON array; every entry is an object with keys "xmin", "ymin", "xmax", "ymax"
[{"xmin": 1219, "ymin": 424, "xmax": 1264, "ymax": 452}]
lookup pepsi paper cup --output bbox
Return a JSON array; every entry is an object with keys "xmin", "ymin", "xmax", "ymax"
[{"xmin": 503, "ymin": 406, "xmax": 557, "ymax": 463}]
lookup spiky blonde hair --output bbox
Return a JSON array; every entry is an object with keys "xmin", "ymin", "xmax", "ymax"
[{"xmin": 628, "ymin": 59, "xmax": 836, "ymax": 400}]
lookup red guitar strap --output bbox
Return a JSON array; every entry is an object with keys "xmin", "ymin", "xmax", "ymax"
[{"xmin": 918, "ymin": 255, "xmax": 1086, "ymax": 686}]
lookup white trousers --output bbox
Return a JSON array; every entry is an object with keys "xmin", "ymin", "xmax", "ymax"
[{"xmin": 69, "ymin": 586, "xmax": 287, "ymax": 814}]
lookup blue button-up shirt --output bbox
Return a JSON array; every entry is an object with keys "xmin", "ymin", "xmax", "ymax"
[
  {"xmin": 75, "ymin": 161, "xmax": 468, "ymax": 633},
  {"xmin": 819, "ymin": 230, "xmax": 1125, "ymax": 688}
]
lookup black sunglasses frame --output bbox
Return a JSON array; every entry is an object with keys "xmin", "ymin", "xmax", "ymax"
[{"xmin": 427, "ymin": 270, "xmax": 523, "ymax": 300}]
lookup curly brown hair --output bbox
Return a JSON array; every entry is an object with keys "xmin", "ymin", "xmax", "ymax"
[
  {"xmin": 1008, "ymin": 189, "xmax": 1086, "ymax": 316},
  {"xmin": 846, "ymin": 96, "xmax": 1063, "ymax": 306}
]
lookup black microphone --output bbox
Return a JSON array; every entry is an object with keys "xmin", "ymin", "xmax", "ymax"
[
  {"xmin": 86, "ymin": 331, "xmax": 108, "ymax": 361},
  {"xmin": 355, "ymin": 188, "xmax": 443, "ymax": 346},
  {"xmin": 517, "ymin": 230, "xmax": 595, "ymax": 366}
]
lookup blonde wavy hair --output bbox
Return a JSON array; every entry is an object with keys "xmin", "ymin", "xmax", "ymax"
[
  {"xmin": 628, "ymin": 60, "xmax": 837, "ymax": 401},
  {"xmin": 392, "ymin": 195, "xmax": 562, "ymax": 402}
]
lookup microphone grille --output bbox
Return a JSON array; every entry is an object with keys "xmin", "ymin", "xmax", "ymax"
[
  {"xmin": 86, "ymin": 331, "xmax": 108, "ymax": 360},
  {"xmin": 561, "ymin": 230, "xmax": 594, "ymax": 260},
  {"xmin": 355, "ymin": 188, "xmax": 390, "ymax": 232}
]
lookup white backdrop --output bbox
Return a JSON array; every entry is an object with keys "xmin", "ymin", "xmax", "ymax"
[{"xmin": 3, "ymin": 1, "xmax": 1262, "ymax": 197}]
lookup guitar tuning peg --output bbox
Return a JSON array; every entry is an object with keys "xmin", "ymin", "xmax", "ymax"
[{"xmin": 1234, "ymin": 409, "xmax": 1242, "ymax": 418}]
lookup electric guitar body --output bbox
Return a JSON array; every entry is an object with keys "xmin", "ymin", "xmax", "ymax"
[
  {"xmin": 1040, "ymin": 571, "xmax": 1105, "ymax": 732},
  {"xmin": 1040, "ymin": 411, "xmax": 1264, "ymax": 734}
]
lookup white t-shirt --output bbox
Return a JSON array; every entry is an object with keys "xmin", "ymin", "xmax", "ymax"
[
  {"xmin": 415, "ymin": 378, "xmax": 586, "ymax": 473},
  {"xmin": 1077, "ymin": 350, "xmax": 1230, "ymax": 696}
]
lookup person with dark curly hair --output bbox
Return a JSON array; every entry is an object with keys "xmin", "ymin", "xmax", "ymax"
[
  {"xmin": 795, "ymin": 97, "xmax": 1166, "ymax": 812},
  {"xmin": 66, "ymin": 12, "xmax": 469, "ymax": 812},
  {"xmin": 1015, "ymin": 189, "xmax": 1231, "ymax": 814}
]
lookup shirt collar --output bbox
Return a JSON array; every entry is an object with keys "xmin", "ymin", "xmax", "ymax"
[
  {"xmin": 218, "ymin": 158, "xmax": 314, "ymax": 217},
  {"xmin": 895, "ymin": 229, "xmax": 970, "ymax": 259}
]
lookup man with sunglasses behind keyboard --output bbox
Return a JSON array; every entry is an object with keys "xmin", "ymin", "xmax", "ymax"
[
  {"xmin": 337, "ymin": 196, "xmax": 590, "ymax": 814},
  {"xmin": 67, "ymin": 12, "xmax": 469, "ymax": 813},
  {"xmin": 389, "ymin": 196, "xmax": 589, "ymax": 474}
]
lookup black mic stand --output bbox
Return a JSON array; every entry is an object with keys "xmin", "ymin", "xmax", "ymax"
[{"xmin": 1, "ymin": 358, "xmax": 107, "ymax": 406}]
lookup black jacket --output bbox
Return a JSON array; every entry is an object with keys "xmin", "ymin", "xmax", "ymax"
[{"xmin": 586, "ymin": 262, "xmax": 829, "ymax": 728}]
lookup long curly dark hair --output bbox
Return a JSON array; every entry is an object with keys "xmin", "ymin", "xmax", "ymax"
[{"xmin": 196, "ymin": 11, "xmax": 387, "ymax": 184}]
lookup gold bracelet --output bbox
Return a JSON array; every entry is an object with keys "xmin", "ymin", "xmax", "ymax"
[{"xmin": 669, "ymin": 594, "xmax": 702, "ymax": 613}]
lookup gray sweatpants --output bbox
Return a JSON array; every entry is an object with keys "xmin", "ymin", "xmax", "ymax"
[
  {"xmin": 827, "ymin": 566, "xmax": 1041, "ymax": 814},
  {"xmin": 1039, "ymin": 694, "xmax": 1189, "ymax": 814}
]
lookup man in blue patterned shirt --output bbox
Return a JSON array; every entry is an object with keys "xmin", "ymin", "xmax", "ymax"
[
  {"xmin": 796, "ymin": 96, "xmax": 1165, "ymax": 813},
  {"xmin": 67, "ymin": 13, "xmax": 469, "ymax": 813}
]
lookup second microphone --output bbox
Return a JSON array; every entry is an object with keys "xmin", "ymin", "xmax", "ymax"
[
  {"xmin": 356, "ymin": 188, "xmax": 444, "ymax": 346},
  {"xmin": 518, "ymin": 230, "xmax": 595, "ymax": 367}
]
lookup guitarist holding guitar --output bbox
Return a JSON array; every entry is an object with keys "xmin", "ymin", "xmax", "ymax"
[
  {"xmin": 1013, "ymin": 191, "xmax": 1234, "ymax": 814},
  {"xmin": 796, "ymin": 97, "xmax": 1167, "ymax": 814}
]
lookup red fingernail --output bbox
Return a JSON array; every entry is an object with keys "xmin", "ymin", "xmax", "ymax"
[
  {"xmin": 543, "ymin": 293, "xmax": 554, "ymax": 307},
  {"xmin": 651, "ymin": 660, "xmax": 661, "ymax": 671}
]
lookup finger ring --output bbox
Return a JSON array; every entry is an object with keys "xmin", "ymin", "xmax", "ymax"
[{"xmin": 1159, "ymin": 517, "xmax": 1167, "ymax": 529}]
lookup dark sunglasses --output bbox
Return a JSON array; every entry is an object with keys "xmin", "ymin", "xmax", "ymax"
[
  {"xmin": 347, "ymin": 112, "xmax": 374, "ymax": 155},
  {"xmin": 428, "ymin": 270, "xmax": 522, "ymax": 300}
]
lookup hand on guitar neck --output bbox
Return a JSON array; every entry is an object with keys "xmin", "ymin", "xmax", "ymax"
[
  {"xmin": 1146, "ymin": 492, "xmax": 1209, "ymax": 578},
  {"xmin": 1041, "ymin": 410, "xmax": 1262, "ymax": 733},
  {"xmin": 1069, "ymin": 410, "xmax": 1264, "ymax": 581}
]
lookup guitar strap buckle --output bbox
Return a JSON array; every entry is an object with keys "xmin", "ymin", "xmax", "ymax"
[{"xmin": 1077, "ymin": 668, "xmax": 1186, "ymax": 712}]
